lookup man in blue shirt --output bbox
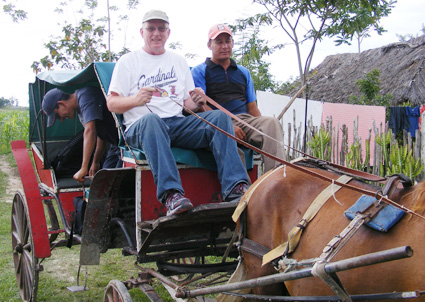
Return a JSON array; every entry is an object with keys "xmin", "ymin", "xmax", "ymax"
[
  {"xmin": 42, "ymin": 87, "xmax": 120, "ymax": 182},
  {"xmin": 191, "ymin": 24, "xmax": 285, "ymax": 172}
]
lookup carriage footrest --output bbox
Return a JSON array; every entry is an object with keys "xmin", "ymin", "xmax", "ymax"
[
  {"xmin": 157, "ymin": 260, "xmax": 238, "ymax": 276},
  {"xmin": 344, "ymin": 195, "xmax": 405, "ymax": 232},
  {"xmin": 137, "ymin": 202, "xmax": 238, "ymax": 262}
]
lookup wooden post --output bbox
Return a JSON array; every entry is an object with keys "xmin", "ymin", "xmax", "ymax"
[{"xmin": 420, "ymin": 111, "xmax": 425, "ymax": 181}]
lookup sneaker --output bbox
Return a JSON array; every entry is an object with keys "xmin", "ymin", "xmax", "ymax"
[
  {"xmin": 225, "ymin": 183, "xmax": 250, "ymax": 202},
  {"xmin": 164, "ymin": 191, "xmax": 193, "ymax": 216}
]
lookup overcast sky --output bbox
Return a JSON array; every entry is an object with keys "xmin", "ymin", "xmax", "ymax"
[{"xmin": 0, "ymin": 0, "xmax": 424, "ymax": 106}]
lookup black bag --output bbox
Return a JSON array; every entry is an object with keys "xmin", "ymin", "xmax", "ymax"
[
  {"xmin": 72, "ymin": 196, "xmax": 86, "ymax": 235},
  {"xmin": 51, "ymin": 131, "xmax": 84, "ymax": 178}
]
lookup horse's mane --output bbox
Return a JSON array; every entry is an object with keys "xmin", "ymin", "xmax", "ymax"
[{"xmin": 403, "ymin": 181, "xmax": 425, "ymax": 215}]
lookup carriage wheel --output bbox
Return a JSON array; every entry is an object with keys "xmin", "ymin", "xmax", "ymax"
[
  {"xmin": 11, "ymin": 190, "xmax": 39, "ymax": 302},
  {"xmin": 104, "ymin": 280, "xmax": 132, "ymax": 302},
  {"xmin": 43, "ymin": 198, "xmax": 60, "ymax": 243}
]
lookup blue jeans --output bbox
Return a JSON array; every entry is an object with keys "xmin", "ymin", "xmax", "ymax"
[{"xmin": 125, "ymin": 111, "xmax": 249, "ymax": 202}]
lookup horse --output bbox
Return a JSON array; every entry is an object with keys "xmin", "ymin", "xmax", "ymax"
[{"xmin": 238, "ymin": 160, "xmax": 425, "ymax": 300}]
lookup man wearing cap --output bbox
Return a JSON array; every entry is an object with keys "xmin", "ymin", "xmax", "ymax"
[
  {"xmin": 42, "ymin": 87, "xmax": 120, "ymax": 182},
  {"xmin": 191, "ymin": 24, "xmax": 285, "ymax": 172},
  {"xmin": 107, "ymin": 10, "xmax": 250, "ymax": 216}
]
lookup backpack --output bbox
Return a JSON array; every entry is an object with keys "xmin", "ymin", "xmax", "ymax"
[{"xmin": 72, "ymin": 196, "xmax": 86, "ymax": 235}]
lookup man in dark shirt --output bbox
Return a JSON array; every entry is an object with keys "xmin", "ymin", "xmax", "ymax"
[
  {"xmin": 42, "ymin": 87, "xmax": 120, "ymax": 182},
  {"xmin": 191, "ymin": 24, "xmax": 285, "ymax": 172}
]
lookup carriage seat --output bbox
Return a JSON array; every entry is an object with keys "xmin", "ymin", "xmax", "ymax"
[
  {"xmin": 115, "ymin": 113, "xmax": 255, "ymax": 170},
  {"xmin": 33, "ymin": 140, "xmax": 91, "ymax": 190},
  {"xmin": 121, "ymin": 144, "xmax": 254, "ymax": 171}
]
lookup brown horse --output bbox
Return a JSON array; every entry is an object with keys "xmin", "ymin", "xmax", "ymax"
[{"xmin": 240, "ymin": 161, "xmax": 425, "ymax": 300}]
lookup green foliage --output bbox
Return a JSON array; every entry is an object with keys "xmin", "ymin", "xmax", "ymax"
[
  {"xmin": 2, "ymin": 1, "xmax": 27, "ymax": 22},
  {"xmin": 308, "ymin": 127, "xmax": 423, "ymax": 182},
  {"xmin": 31, "ymin": 1, "xmax": 137, "ymax": 73},
  {"xmin": 307, "ymin": 127, "xmax": 331, "ymax": 161},
  {"xmin": 389, "ymin": 143, "xmax": 423, "ymax": 179},
  {"xmin": 375, "ymin": 130, "xmax": 392, "ymax": 176},
  {"xmin": 0, "ymin": 109, "xmax": 29, "ymax": 153},
  {"xmin": 374, "ymin": 130, "xmax": 424, "ymax": 180},
  {"xmin": 349, "ymin": 69, "xmax": 392, "ymax": 106},
  {"xmin": 32, "ymin": 18, "xmax": 129, "ymax": 72},
  {"xmin": 346, "ymin": 139, "xmax": 370, "ymax": 171},
  {"xmin": 357, "ymin": 69, "xmax": 381, "ymax": 100},
  {"xmin": 333, "ymin": 1, "xmax": 395, "ymax": 52},
  {"xmin": 231, "ymin": 25, "xmax": 283, "ymax": 93}
]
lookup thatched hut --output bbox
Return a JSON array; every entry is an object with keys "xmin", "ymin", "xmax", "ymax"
[{"xmin": 293, "ymin": 35, "xmax": 425, "ymax": 106}]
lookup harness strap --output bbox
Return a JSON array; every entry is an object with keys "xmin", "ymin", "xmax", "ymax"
[
  {"xmin": 240, "ymin": 238, "xmax": 272, "ymax": 259},
  {"xmin": 262, "ymin": 174, "xmax": 353, "ymax": 266},
  {"xmin": 232, "ymin": 165, "xmax": 285, "ymax": 223},
  {"xmin": 319, "ymin": 214, "xmax": 367, "ymax": 262}
]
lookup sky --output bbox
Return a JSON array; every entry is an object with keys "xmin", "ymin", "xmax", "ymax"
[{"xmin": 0, "ymin": 0, "xmax": 424, "ymax": 107}]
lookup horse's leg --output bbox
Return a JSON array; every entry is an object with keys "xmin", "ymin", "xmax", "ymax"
[{"xmin": 243, "ymin": 252, "xmax": 290, "ymax": 298}]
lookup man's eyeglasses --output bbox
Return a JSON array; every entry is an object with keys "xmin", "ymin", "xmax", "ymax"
[{"xmin": 145, "ymin": 26, "xmax": 169, "ymax": 33}]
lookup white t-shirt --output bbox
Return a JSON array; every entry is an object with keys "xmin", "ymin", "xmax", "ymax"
[{"xmin": 108, "ymin": 49, "xmax": 195, "ymax": 130}]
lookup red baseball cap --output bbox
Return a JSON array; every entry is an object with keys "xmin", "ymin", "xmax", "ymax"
[{"xmin": 208, "ymin": 24, "xmax": 233, "ymax": 40}]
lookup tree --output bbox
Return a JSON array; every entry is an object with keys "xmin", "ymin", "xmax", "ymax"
[
  {"xmin": 334, "ymin": 3, "xmax": 393, "ymax": 53},
  {"xmin": 240, "ymin": 0, "xmax": 395, "ymax": 84},
  {"xmin": 2, "ymin": 0, "xmax": 26, "ymax": 22},
  {"xmin": 0, "ymin": 96, "xmax": 16, "ymax": 108},
  {"xmin": 31, "ymin": 0, "xmax": 138, "ymax": 73},
  {"xmin": 349, "ymin": 69, "xmax": 392, "ymax": 106},
  {"xmin": 231, "ymin": 25, "xmax": 282, "ymax": 92}
]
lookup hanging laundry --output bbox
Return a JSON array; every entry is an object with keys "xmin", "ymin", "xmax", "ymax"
[
  {"xmin": 405, "ymin": 106, "xmax": 420, "ymax": 137},
  {"xmin": 389, "ymin": 107, "xmax": 410, "ymax": 135}
]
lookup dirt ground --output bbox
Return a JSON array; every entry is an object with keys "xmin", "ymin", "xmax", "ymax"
[{"xmin": 0, "ymin": 155, "xmax": 22, "ymax": 203}]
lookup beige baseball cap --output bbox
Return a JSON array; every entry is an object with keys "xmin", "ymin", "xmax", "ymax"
[{"xmin": 142, "ymin": 9, "xmax": 169, "ymax": 23}]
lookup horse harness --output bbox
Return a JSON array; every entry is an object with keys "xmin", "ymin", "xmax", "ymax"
[{"xmin": 234, "ymin": 162, "xmax": 413, "ymax": 302}]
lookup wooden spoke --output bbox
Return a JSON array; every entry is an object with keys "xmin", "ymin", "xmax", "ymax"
[
  {"xmin": 11, "ymin": 190, "xmax": 39, "ymax": 302},
  {"xmin": 104, "ymin": 280, "xmax": 132, "ymax": 302}
]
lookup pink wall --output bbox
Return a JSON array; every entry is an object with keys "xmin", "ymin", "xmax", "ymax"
[{"xmin": 321, "ymin": 102, "xmax": 386, "ymax": 165}]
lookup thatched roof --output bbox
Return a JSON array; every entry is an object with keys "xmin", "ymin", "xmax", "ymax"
[{"xmin": 294, "ymin": 35, "xmax": 425, "ymax": 106}]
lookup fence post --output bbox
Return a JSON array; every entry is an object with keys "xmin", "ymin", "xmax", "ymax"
[{"xmin": 420, "ymin": 111, "xmax": 425, "ymax": 181}]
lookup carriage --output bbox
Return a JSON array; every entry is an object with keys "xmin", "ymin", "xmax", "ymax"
[{"xmin": 11, "ymin": 62, "xmax": 425, "ymax": 301}]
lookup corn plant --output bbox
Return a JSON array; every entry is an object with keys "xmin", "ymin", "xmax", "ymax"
[{"xmin": 0, "ymin": 109, "xmax": 29, "ymax": 153}]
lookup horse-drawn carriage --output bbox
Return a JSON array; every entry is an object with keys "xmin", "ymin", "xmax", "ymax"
[{"xmin": 11, "ymin": 62, "xmax": 425, "ymax": 301}]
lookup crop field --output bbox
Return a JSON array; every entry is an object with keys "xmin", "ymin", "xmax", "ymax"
[{"xmin": 0, "ymin": 108, "xmax": 29, "ymax": 153}]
